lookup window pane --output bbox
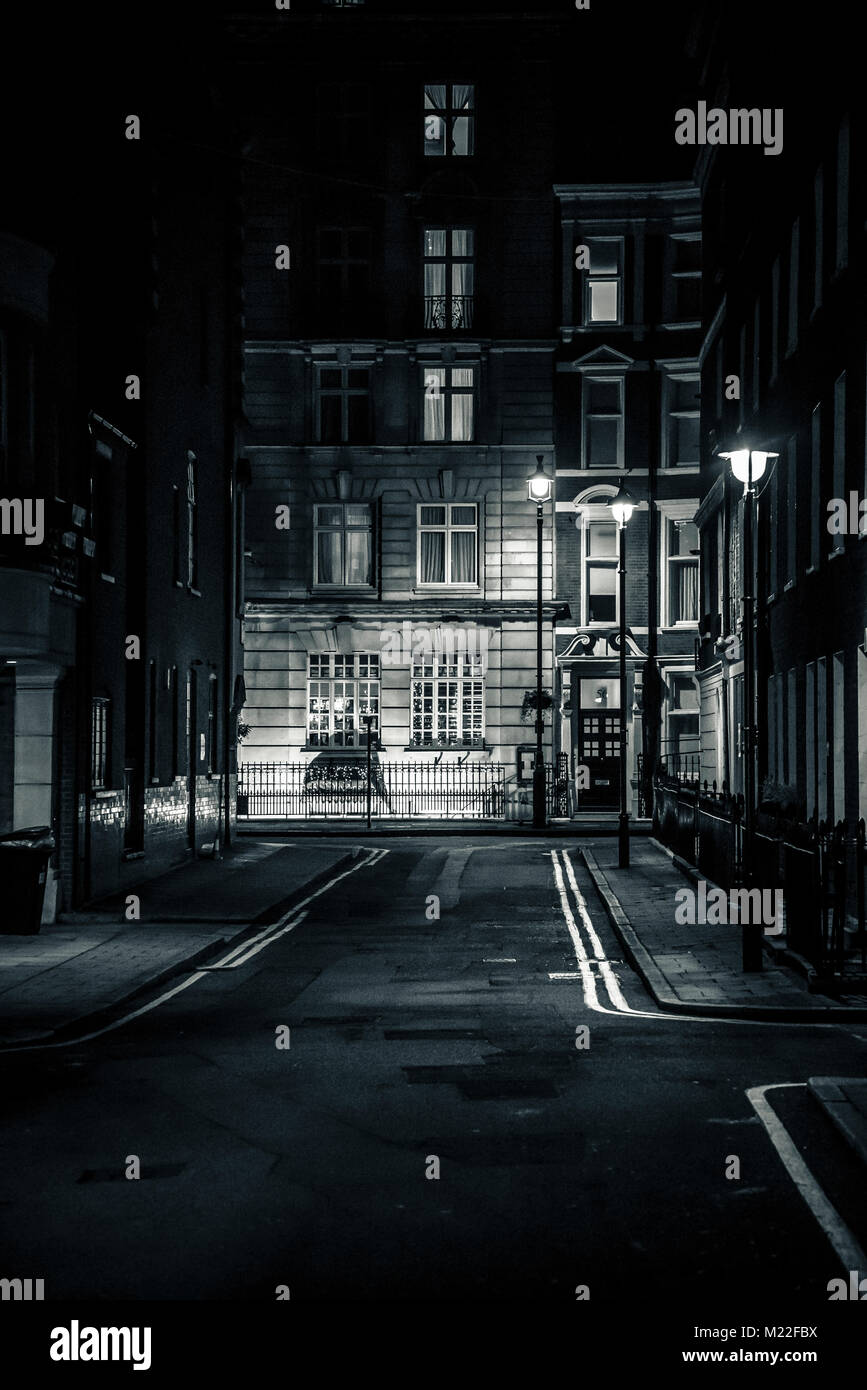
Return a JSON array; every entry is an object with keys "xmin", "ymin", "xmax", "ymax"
[
  {"xmin": 320, "ymin": 368, "xmax": 341, "ymax": 388},
  {"xmin": 452, "ymin": 228, "xmax": 473, "ymax": 256},
  {"xmin": 420, "ymin": 505, "xmax": 446, "ymax": 525},
  {"xmin": 451, "ymin": 530, "xmax": 476, "ymax": 583},
  {"xmin": 451, "ymin": 367, "xmax": 474, "ymax": 388},
  {"xmin": 345, "ymin": 504, "xmax": 370, "ymax": 527},
  {"xmin": 669, "ymin": 520, "xmax": 699, "ymax": 556},
  {"xmin": 424, "ymin": 389, "xmax": 445, "ymax": 440},
  {"xmin": 347, "ymin": 394, "xmax": 369, "ymax": 442},
  {"xmin": 587, "ymin": 378, "xmax": 620, "ymax": 413},
  {"xmin": 589, "ymin": 241, "xmax": 620, "ymax": 274},
  {"xmin": 451, "ymin": 391, "xmax": 473, "ymax": 441},
  {"xmin": 315, "ymin": 505, "xmax": 343, "ymax": 526},
  {"xmin": 588, "ymin": 522, "xmax": 617, "ymax": 557},
  {"xmin": 320, "ymin": 396, "xmax": 342, "ymax": 443},
  {"xmin": 674, "ymin": 416, "xmax": 700, "ymax": 465},
  {"xmin": 671, "ymin": 378, "xmax": 699, "ymax": 412},
  {"xmin": 452, "ymin": 85, "xmax": 474, "ymax": 109},
  {"xmin": 420, "ymin": 531, "xmax": 446, "ymax": 582},
  {"xmin": 588, "ymin": 416, "xmax": 619, "ymax": 466},
  {"xmin": 425, "ymin": 263, "xmax": 446, "ymax": 298},
  {"xmin": 452, "ymin": 116, "xmax": 473, "ymax": 157},
  {"xmin": 425, "ymin": 85, "xmax": 446, "ymax": 109},
  {"xmin": 425, "ymin": 229, "xmax": 447, "ymax": 256},
  {"xmin": 345, "ymin": 529, "xmax": 372, "ymax": 585},
  {"xmin": 589, "ymin": 279, "xmax": 619, "ymax": 322},
  {"xmin": 424, "ymin": 114, "xmax": 445, "ymax": 154},
  {"xmin": 673, "ymin": 236, "xmax": 701, "ymax": 273},
  {"xmin": 348, "ymin": 368, "xmax": 368, "ymax": 389},
  {"xmin": 317, "ymin": 531, "xmax": 342, "ymax": 584},
  {"xmin": 450, "ymin": 505, "xmax": 476, "ymax": 525},
  {"xmin": 588, "ymin": 566, "xmax": 616, "ymax": 622},
  {"xmin": 672, "ymin": 676, "xmax": 699, "ymax": 710}
]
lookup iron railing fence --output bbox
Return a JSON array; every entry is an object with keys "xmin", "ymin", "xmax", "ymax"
[
  {"xmin": 653, "ymin": 769, "xmax": 866, "ymax": 981},
  {"xmin": 238, "ymin": 759, "xmax": 506, "ymax": 821}
]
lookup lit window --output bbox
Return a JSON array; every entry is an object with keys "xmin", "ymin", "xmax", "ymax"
[
  {"xmin": 314, "ymin": 503, "xmax": 374, "ymax": 587},
  {"xmin": 584, "ymin": 520, "xmax": 618, "ymax": 624},
  {"xmin": 411, "ymin": 653, "xmax": 484, "ymax": 747},
  {"xmin": 422, "ymin": 366, "xmax": 475, "ymax": 442},
  {"xmin": 91, "ymin": 697, "xmax": 110, "ymax": 789},
  {"xmin": 308, "ymin": 654, "xmax": 380, "ymax": 748},
  {"xmin": 316, "ymin": 364, "xmax": 371, "ymax": 444},
  {"xmin": 418, "ymin": 503, "xmax": 478, "ymax": 585},
  {"xmin": 423, "ymin": 228, "xmax": 474, "ymax": 329},
  {"xmin": 665, "ymin": 375, "xmax": 700, "ymax": 467},
  {"xmin": 666, "ymin": 519, "xmax": 699, "ymax": 625},
  {"xmin": 424, "ymin": 85, "xmax": 474, "ymax": 158},
  {"xmin": 581, "ymin": 238, "xmax": 623, "ymax": 324},
  {"xmin": 582, "ymin": 376, "xmax": 623, "ymax": 468}
]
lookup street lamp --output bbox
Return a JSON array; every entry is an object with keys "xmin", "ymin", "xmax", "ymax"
[
  {"xmin": 528, "ymin": 457, "xmax": 552, "ymax": 829},
  {"xmin": 609, "ymin": 481, "xmax": 634, "ymax": 869},
  {"xmin": 719, "ymin": 448, "xmax": 777, "ymax": 971}
]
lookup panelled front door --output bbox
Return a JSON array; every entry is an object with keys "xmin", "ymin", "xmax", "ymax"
[{"xmin": 575, "ymin": 674, "xmax": 622, "ymax": 810}]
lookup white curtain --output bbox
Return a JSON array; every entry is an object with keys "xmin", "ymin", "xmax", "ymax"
[{"xmin": 420, "ymin": 531, "xmax": 445, "ymax": 583}]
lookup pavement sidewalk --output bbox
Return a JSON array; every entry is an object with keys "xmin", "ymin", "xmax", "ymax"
[
  {"xmin": 0, "ymin": 840, "xmax": 358, "ymax": 1046},
  {"xmin": 583, "ymin": 838, "xmax": 867, "ymax": 1022}
]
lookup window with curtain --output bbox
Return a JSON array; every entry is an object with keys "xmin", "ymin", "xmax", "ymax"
[
  {"xmin": 665, "ymin": 375, "xmax": 700, "ymax": 467},
  {"xmin": 418, "ymin": 503, "xmax": 478, "ymax": 585},
  {"xmin": 424, "ymin": 228, "xmax": 474, "ymax": 329},
  {"xmin": 314, "ymin": 503, "xmax": 374, "ymax": 587},
  {"xmin": 584, "ymin": 520, "xmax": 618, "ymax": 623},
  {"xmin": 422, "ymin": 365, "xmax": 475, "ymax": 441},
  {"xmin": 411, "ymin": 653, "xmax": 484, "ymax": 746},
  {"xmin": 424, "ymin": 84, "xmax": 475, "ymax": 157},
  {"xmin": 316, "ymin": 364, "xmax": 371, "ymax": 443},
  {"xmin": 667, "ymin": 519, "xmax": 699, "ymax": 624},
  {"xmin": 308, "ymin": 654, "xmax": 380, "ymax": 748},
  {"xmin": 580, "ymin": 238, "xmax": 624, "ymax": 324},
  {"xmin": 583, "ymin": 376, "xmax": 623, "ymax": 468}
]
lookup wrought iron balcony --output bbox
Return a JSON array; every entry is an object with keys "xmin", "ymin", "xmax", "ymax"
[{"xmin": 424, "ymin": 295, "xmax": 474, "ymax": 330}]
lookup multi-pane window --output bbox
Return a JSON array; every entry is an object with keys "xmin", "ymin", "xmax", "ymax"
[
  {"xmin": 669, "ymin": 235, "xmax": 701, "ymax": 322},
  {"xmin": 186, "ymin": 451, "xmax": 198, "ymax": 588},
  {"xmin": 422, "ymin": 365, "xmax": 475, "ymax": 442},
  {"xmin": 424, "ymin": 85, "xmax": 474, "ymax": 157},
  {"xmin": 666, "ymin": 519, "xmax": 699, "ymax": 625},
  {"xmin": 91, "ymin": 697, "xmax": 110, "ymax": 789},
  {"xmin": 317, "ymin": 228, "xmax": 370, "ymax": 325},
  {"xmin": 423, "ymin": 228, "xmax": 474, "ymax": 329},
  {"xmin": 418, "ymin": 503, "xmax": 478, "ymax": 585},
  {"xmin": 316, "ymin": 364, "xmax": 371, "ymax": 443},
  {"xmin": 317, "ymin": 83, "xmax": 369, "ymax": 164},
  {"xmin": 308, "ymin": 654, "xmax": 380, "ymax": 747},
  {"xmin": 582, "ymin": 238, "xmax": 624, "ymax": 324},
  {"xmin": 314, "ymin": 503, "xmax": 374, "ymax": 587},
  {"xmin": 665, "ymin": 674, "xmax": 700, "ymax": 762},
  {"xmin": 665, "ymin": 376, "xmax": 700, "ymax": 467},
  {"xmin": 411, "ymin": 653, "xmax": 484, "ymax": 747},
  {"xmin": 582, "ymin": 376, "xmax": 623, "ymax": 469},
  {"xmin": 584, "ymin": 520, "xmax": 618, "ymax": 624}
]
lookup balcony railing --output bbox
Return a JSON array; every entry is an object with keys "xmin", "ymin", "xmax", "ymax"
[{"xmin": 424, "ymin": 295, "xmax": 474, "ymax": 330}]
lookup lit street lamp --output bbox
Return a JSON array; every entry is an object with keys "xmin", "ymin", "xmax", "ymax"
[
  {"xmin": 719, "ymin": 448, "xmax": 777, "ymax": 971},
  {"xmin": 609, "ymin": 481, "xmax": 634, "ymax": 869},
  {"xmin": 528, "ymin": 457, "xmax": 552, "ymax": 830}
]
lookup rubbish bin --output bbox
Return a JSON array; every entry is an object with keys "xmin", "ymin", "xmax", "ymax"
[{"xmin": 0, "ymin": 826, "xmax": 56, "ymax": 935}]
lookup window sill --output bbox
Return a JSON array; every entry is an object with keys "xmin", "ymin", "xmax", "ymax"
[
  {"xmin": 413, "ymin": 585, "xmax": 481, "ymax": 594},
  {"xmin": 301, "ymin": 745, "xmax": 376, "ymax": 755},
  {"xmin": 92, "ymin": 789, "xmax": 115, "ymax": 800},
  {"xmin": 100, "ymin": 573, "xmax": 116, "ymax": 585},
  {"xmin": 403, "ymin": 744, "xmax": 488, "ymax": 753},
  {"xmin": 311, "ymin": 586, "xmax": 377, "ymax": 596}
]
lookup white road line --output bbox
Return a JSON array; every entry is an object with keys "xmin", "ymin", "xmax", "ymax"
[
  {"xmin": 1, "ymin": 848, "xmax": 387, "ymax": 1054},
  {"xmin": 747, "ymin": 1083, "xmax": 867, "ymax": 1272}
]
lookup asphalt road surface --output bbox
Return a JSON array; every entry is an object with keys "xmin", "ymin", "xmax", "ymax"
[{"xmin": 1, "ymin": 837, "xmax": 866, "ymax": 1319}]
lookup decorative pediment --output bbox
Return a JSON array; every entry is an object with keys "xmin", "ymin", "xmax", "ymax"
[
  {"xmin": 561, "ymin": 629, "xmax": 645, "ymax": 660},
  {"xmin": 573, "ymin": 345, "xmax": 635, "ymax": 371}
]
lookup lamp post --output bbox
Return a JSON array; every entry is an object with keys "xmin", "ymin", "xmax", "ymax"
[
  {"xmin": 719, "ymin": 448, "xmax": 777, "ymax": 971},
  {"xmin": 528, "ymin": 457, "xmax": 552, "ymax": 830},
  {"xmin": 610, "ymin": 482, "xmax": 635, "ymax": 868}
]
